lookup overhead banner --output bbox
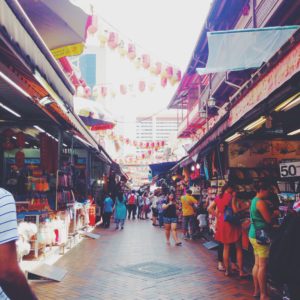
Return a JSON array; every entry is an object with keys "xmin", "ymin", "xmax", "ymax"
[{"xmin": 197, "ymin": 26, "xmax": 299, "ymax": 75}]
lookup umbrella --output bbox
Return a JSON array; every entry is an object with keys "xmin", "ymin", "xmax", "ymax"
[
  {"xmin": 74, "ymin": 97, "xmax": 115, "ymax": 131},
  {"xmin": 18, "ymin": 0, "xmax": 91, "ymax": 58}
]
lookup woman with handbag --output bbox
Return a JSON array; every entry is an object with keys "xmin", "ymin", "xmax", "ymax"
[
  {"xmin": 249, "ymin": 183, "xmax": 272, "ymax": 300},
  {"xmin": 208, "ymin": 183, "xmax": 247, "ymax": 277}
]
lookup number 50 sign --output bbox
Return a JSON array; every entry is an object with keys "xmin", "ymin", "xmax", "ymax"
[{"xmin": 280, "ymin": 161, "xmax": 300, "ymax": 178}]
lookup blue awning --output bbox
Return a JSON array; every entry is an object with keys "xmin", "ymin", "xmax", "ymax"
[{"xmin": 149, "ymin": 162, "xmax": 177, "ymax": 177}]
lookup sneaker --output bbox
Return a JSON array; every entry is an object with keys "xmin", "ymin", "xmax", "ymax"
[{"xmin": 121, "ymin": 227, "xmax": 124, "ymax": 230}]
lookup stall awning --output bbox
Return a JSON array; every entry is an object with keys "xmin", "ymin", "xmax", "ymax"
[
  {"xmin": 1, "ymin": 0, "xmax": 74, "ymax": 107},
  {"xmin": 149, "ymin": 162, "xmax": 177, "ymax": 177},
  {"xmin": 197, "ymin": 26, "xmax": 299, "ymax": 75}
]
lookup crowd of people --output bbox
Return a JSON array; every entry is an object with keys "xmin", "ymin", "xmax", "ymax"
[{"xmin": 98, "ymin": 182, "xmax": 300, "ymax": 299}]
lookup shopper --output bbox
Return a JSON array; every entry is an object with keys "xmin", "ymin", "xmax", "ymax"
[
  {"xmin": 157, "ymin": 193, "xmax": 165, "ymax": 227},
  {"xmin": 142, "ymin": 192, "xmax": 151, "ymax": 220},
  {"xmin": 137, "ymin": 192, "xmax": 144, "ymax": 219},
  {"xmin": 162, "ymin": 193, "xmax": 182, "ymax": 246},
  {"xmin": 103, "ymin": 193, "xmax": 114, "ymax": 228},
  {"xmin": 208, "ymin": 184, "xmax": 246, "ymax": 277},
  {"xmin": 0, "ymin": 188, "xmax": 38, "ymax": 300},
  {"xmin": 181, "ymin": 189, "xmax": 198, "ymax": 240},
  {"xmin": 114, "ymin": 191, "xmax": 127, "ymax": 230},
  {"xmin": 249, "ymin": 183, "xmax": 272, "ymax": 300},
  {"xmin": 127, "ymin": 191, "xmax": 136, "ymax": 220},
  {"xmin": 151, "ymin": 190, "xmax": 159, "ymax": 226}
]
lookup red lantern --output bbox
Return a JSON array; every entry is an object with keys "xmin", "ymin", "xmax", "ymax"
[
  {"xmin": 125, "ymin": 138, "xmax": 130, "ymax": 144},
  {"xmin": 142, "ymin": 154, "xmax": 145, "ymax": 159},
  {"xmin": 16, "ymin": 132, "xmax": 25, "ymax": 148},
  {"xmin": 120, "ymin": 84, "xmax": 127, "ymax": 95},
  {"xmin": 151, "ymin": 142, "xmax": 155, "ymax": 148},
  {"xmin": 161, "ymin": 77, "xmax": 167, "ymax": 88},
  {"xmin": 142, "ymin": 54, "xmax": 150, "ymax": 69},
  {"xmin": 148, "ymin": 149, "xmax": 152, "ymax": 155},
  {"xmin": 15, "ymin": 150, "xmax": 25, "ymax": 169},
  {"xmin": 101, "ymin": 86, "xmax": 107, "ymax": 97},
  {"xmin": 128, "ymin": 43, "xmax": 136, "ymax": 60},
  {"xmin": 166, "ymin": 66, "xmax": 173, "ymax": 79},
  {"xmin": 145, "ymin": 142, "xmax": 150, "ymax": 148},
  {"xmin": 108, "ymin": 32, "xmax": 119, "ymax": 49},
  {"xmin": 161, "ymin": 141, "xmax": 165, "ymax": 147},
  {"xmin": 139, "ymin": 81, "xmax": 146, "ymax": 92},
  {"xmin": 87, "ymin": 15, "xmax": 98, "ymax": 34},
  {"xmin": 155, "ymin": 62, "xmax": 162, "ymax": 75}
]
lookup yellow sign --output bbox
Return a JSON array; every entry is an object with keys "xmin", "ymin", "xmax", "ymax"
[{"xmin": 51, "ymin": 43, "xmax": 84, "ymax": 59}]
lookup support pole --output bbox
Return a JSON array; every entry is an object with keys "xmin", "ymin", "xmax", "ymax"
[{"xmin": 252, "ymin": 0, "xmax": 257, "ymax": 28}]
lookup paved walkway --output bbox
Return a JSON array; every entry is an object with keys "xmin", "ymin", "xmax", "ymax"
[{"xmin": 31, "ymin": 220, "xmax": 254, "ymax": 300}]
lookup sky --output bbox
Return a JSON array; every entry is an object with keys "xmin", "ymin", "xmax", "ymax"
[{"xmin": 73, "ymin": 0, "xmax": 212, "ymax": 139}]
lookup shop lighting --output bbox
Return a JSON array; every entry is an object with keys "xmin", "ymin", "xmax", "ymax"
[
  {"xmin": 0, "ymin": 103, "xmax": 21, "ymax": 118},
  {"xmin": 225, "ymin": 132, "xmax": 242, "ymax": 143},
  {"xmin": 34, "ymin": 125, "xmax": 45, "ymax": 133},
  {"xmin": 39, "ymin": 96, "xmax": 53, "ymax": 106},
  {"xmin": 25, "ymin": 142, "xmax": 29, "ymax": 145},
  {"xmin": 288, "ymin": 128, "xmax": 300, "ymax": 136},
  {"xmin": 0, "ymin": 71, "xmax": 31, "ymax": 98},
  {"xmin": 275, "ymin": 92, "xmax": 300, "ymax": 112},
  {"xmin": 191, "ymin": 165, "xmax": 195, "ymax": 171},
  {"xmin": 196, "ymin": 163, "xmax": 200, "ymax": 169},
  {"xmin": 33, "ymin": 145, "xmax": 38, "ymax": 149},
  {"xmin": 12, "ymin": 136, "xmax": 16, "ymax": 140},
  {"xmin": 244, "ymin": 116, "xmax": 266, "ymax": 131},
  {"xmin": 63, "ymin": 143, "xmax": 67, "ymax": 147}
]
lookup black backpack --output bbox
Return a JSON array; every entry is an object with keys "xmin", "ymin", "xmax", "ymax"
[{"xmin": 269, "ymin": 213, "xmax": 300, "ymax": 284}]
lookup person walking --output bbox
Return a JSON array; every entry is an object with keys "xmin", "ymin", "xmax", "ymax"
[
  {"xmin": 208, "ymin": 183, "xmax": 247, "ymax": 277},
  {"xmin": 181, "ymin": 189, "xmax": 198, "ymax": 240},
  {"xmin": 114, "ymin": 191, "xmax": 127, "ymax": 230},
  {"xmin": 137, "ymin": 192, "xmax": 144, "ymax": 219},
  {"xmin": 162, "ymin": 193, "xmax": 182, "ymax": 246},
  {"xmin": 127, "ymin": 191, "xmax": 136, "ymax": 220},
  {"xmin": 157, "ymin": 193, "xmax": 165, "ymax": 227},
  {"xmin": 151, "ymin": 191, "xmax": 159, "ymax": 226},
  {"xmin": 249, "ymin": 183, "xmax": 272, "ymax": 300},
  {"xmin": 103, "ymin": 193, "xmax": 114, "ymax": 228},
  {"xmin": 143, "ymin": 192, "xmax": 151, "ymax": 220},
  {"xmin": 0, "ymin": 188, "xmax": 38, "ymax": 300}
]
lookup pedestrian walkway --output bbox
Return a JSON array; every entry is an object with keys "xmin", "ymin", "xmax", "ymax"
[{"xmin": 31, "ymin": 221, "xmax": 253, "ymax": 300}]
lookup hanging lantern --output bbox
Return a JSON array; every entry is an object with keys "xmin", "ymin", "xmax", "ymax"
[
  {"xmin": 150, "ymin": 142, "xmax": 155, "ymax": 148},
  {"xmin": 128, "ymin": 43, "xmax": 136, "ymax": 60},
  {"xmin": 142, "ymin": 153, "xmax": 145, "ymax": 159},
  {"xmin": 99, "ymin": 30, "xmax": 108, "ymax": 47},
  {"xmin": 145, "ymin": 142, "xmax": 150, "ymax": 148},
  {"xmin": 108, "ymin": 32, "xmax": 119, "ymax": 49},
  {"xmin": 161, "ymin": 77, "xmax": 167, "ymax": 88},
  {"xmin": 148, "ymin": 149, "xmax": 152, "ymax": 155},
  {"xmin": 166, "ymin": 66, "xmax": 173, "ymax": 79},
  {"xmin": 134, "ymin": 57, "xmax": 141, "ymax": 69},
  {"xmin": 139, "ymin": 141, "xmax": 144, "ymax": 148},
  {"xmin": 118, "ymin": 40, "xmax": 127, "ymax": 57},
  {"xmin": 142, "ymin": 54, "xmax": 151, "ymax": 69},
  {"xmin": 133, "ymin": 140, "xmax": 138, "ymax": 147},
  {"xmin": 156, "ymin": 141, "xmax": 160, "ymax": 147},
  {"xmin": 176, "ymin": 69, "xmax": 182, "ymax": 82},
  {"xmin": 139, "ymin": 81, "xmax": 146, "ymax": 92},
  {"xmin": 125, "ymin": 138, "xmax": 130, "ymax": 145},
  {"xmin": 155, "ymin": 62, "xmax": 162, "ymax": 75},
  {"xmin": 101, "ymin": 86, "xmax": 107, "ymax": 98},
  {"xmin": 120, "ymin": 84, "xmax": 127, "ymax": 95},
  {"xmin": 16, "ymin": 132, "xmax": 25, "ymax": 148},
  {"xmin": 87, "ymin": 15, "xmax": 98, "ymax": 34},
  {"xmin": 84, "ymin": 86, "xmax": 91, "ymax": 98},
  {"xmin": 170, "ymin": 77, "xmax": 177, "ymax": 86},
  {"xmin": 161, "ymin": 141, "xmax": 165, "ymax": 147},
  {"xmin": 148, "ymin": 83, "xmax": 155, "ymax": 92}
]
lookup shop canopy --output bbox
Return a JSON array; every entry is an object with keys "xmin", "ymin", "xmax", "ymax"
[
  {"xmin": 18, "ymin": 0, "xmax": 90, "ymax": 59},
  {"xmin": 149, "ymin": 162, "xmax": 177, "ymax": 178},
  {"xmin": 197, "ymin": 26, "xmax": 300, "ymax": 75}
]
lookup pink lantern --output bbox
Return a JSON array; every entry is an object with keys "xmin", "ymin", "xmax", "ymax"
[
  {"xmin": 155, "ymin": 62, "xmax": 162, "ymax": 75},
  {"xmin": 176, "ymin": 69, "xmax": 182, "ymax": 81},
  {"xmin": 142, "ymin": 54, "xmax": 151, "ymax": 69},
  {"xmin": 148, "ymin": 149, "xmax": 152, "ymax": 155},
  {"xmin": 150, "ymin": 142, "xmax": 155, "ymax": 148},
  {"xmin": 134, "ymin": 57, "xmax": 141, "ymax": 69},
  {"xmin": 127, "ymin": 43, "xmax": 136, "ymax": 60},
  {"xmin": 120, "ymin": 84, "xmax": 127, "ymax": 95},
  {"xmin": 139, "ymin": 142, "xmax": 144, "ymax": 148},
  {"xmin": 166, "ymin": 66, "xmax": 173, "ymax": 79},
  {"xmin": 108, "ymin": 32, "xmax": 119, "ymax": 49},
  {"xmin": 139, "ymin": 81, "xmax": 146, "ymax": 92},
  {"xmin": 87, "ymin": 15, "xmax": 98, "ymax": 34},
  {"xmin": 161, "ymin": 141, "xmax": 165, "ymax": 147},
  {"xmin": 161, "ymin": 77, "xmax": 167, "ymax": 88},
  {"xmin": 101, "ymin": 86, "xmax": 107, "ymax": 98},
  {"xmin": 85, "ymin": 86, "xmax": 91, "ymax": 98}
]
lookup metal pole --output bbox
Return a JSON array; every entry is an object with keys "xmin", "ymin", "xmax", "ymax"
[
  {"xmin": 252, "ymin": 0, "xmax": 257, "ymax": 28},
  {"xmin": 57, "ymin": 129, "xmax": 62, "ymax": 171}
]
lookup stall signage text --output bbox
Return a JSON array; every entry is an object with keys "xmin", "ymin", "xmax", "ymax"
[{"xmin": 280, "ymin": 161, "xmax": 300, "ymax": 178}]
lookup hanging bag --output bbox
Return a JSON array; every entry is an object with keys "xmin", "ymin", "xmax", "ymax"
[
  {"xmin": 250, "ymin": 200, "xmax": 271, "ymax": 245},
  {"xmin": 224, "ymin": 198, "xmax": 242, "ymax": 225}
]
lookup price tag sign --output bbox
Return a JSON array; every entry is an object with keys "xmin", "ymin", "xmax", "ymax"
[{"xmin": 280, "ymin": 161, "xmax": 300, "ymax": 178}]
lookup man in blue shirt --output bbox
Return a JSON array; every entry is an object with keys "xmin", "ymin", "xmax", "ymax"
[{"xmin": 103, "ymin": 194, "xmax": 114, "ymax": 228}]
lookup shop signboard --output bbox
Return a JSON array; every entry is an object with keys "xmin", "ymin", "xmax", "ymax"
[
  {"xmin": 230, "ymin": 43, "xmax": 300, "ymax": 126},
  {"xmin": 279, "ymin": 161, "xmax": 300, "ymax": 178}
]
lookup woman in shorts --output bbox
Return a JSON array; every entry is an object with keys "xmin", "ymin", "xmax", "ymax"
[{"xmin": 162, "ymin": 193, "xmax": 182, "ymax": 246}]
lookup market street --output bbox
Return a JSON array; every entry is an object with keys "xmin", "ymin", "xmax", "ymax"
[{"xmin": 31, "ymin": 221, "xmax": 253, "ymax": 300}]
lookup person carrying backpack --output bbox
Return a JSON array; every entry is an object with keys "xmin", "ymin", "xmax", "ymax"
[{"xmin": 127, "ymin": 191, "xmax": 137, "ymax": 220}]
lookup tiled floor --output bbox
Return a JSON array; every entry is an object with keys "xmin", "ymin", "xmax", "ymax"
[{"xmin": 31, "ymin": 220, "xmax": 254, "ymax": 300}]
